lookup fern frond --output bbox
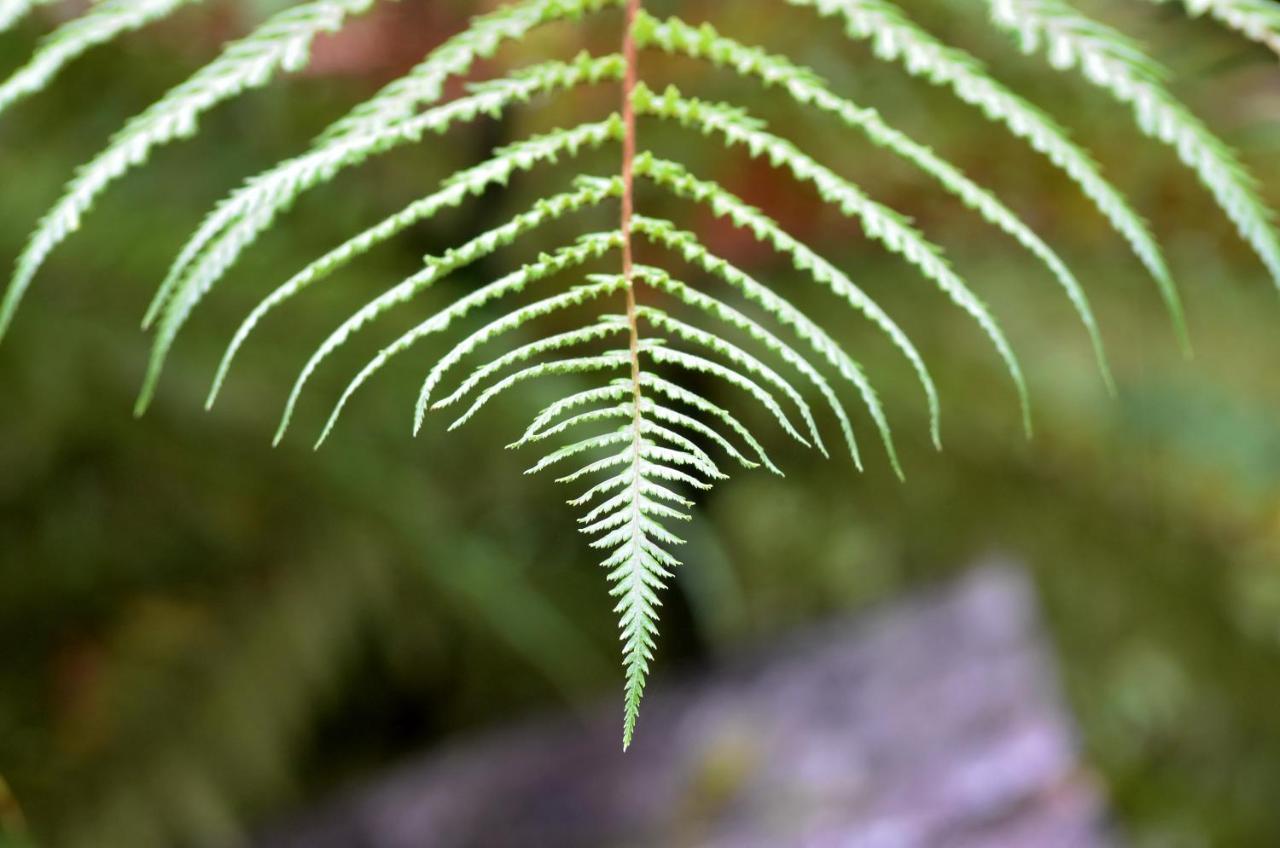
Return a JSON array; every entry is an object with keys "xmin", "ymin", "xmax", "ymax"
[
  {"xmin": 639, "ymin": 400, "xmax": 758, "ymax": 470},
  {"xmin": 150, "ymin": 0, "xmax": 622, "ymax": 322},
  {"xmin": 637, "ymin": 83, "xmax": 1030, "ymax": 434},
  {"xmin": 0, "ymin": 0, "xmax": 200, "ymax": 119},
  {"xmin": 7, "ymin": 0, "xmax": 1272, "ymax": 753},
  {"xmin": 0, "ymin": 0, "xmax": 378, "ymax": 340},
  {"xmin": 634, "ymin": 216, "xmax": 896, "ymax": 475},
  {"xmin": 636, "ymin": 420, "xmax": 723, "ymax": 477},
  {"xmin": 633, "ymin": 264, "xmax": 853, "ymax": 463},
  {"xmin": 594, "ymin": 448, "xmax": 673, "ymax": 751},
  {"xmin": 0, "ymin": 0, "xmax": 202, "ymax": 119},
  {"xmin": 785, "ymin": 0, "xmax": 1188, "ymax": 348},
  {"xmin": 517, "ymin": 402, "xmax": 631, "ymax": 443},
  {"xmin": 534, "ymin": 418, "xmax": 724, "ymax": 483},
  {"xmin": 434, "ymin": 319, "xmax": 631, "ymax": 412},
  {"xmin": 144, "ymin": 55, "xmax": 626, "ymax": 413},
  {"xmin": 514, "ymin": 382, "xmax": 717, "ymax": 747},
  {"xmin": 635, "ymin": 154, "xmax": 941, "ymax": 450},
  {"xmin": 316, "ymin": 226, "xmax": 625, "ymax": 447},
  {"xmin": 1146, "ymin": 0, "xmax": 1280, "ymax": 58},
  {"xmin": 636, "ymin": 371, "xmax": 782, "ymax": 475},
  {"xmin": 519, "ymin": 391, "xmax": 760, "ymax": 470},
  {"xmin": 519, "ymin": 381, "xmax": 635, "ymax": 443},
  {"xmin": 418, "ymin": 275, "xmax": 628, "ymax": 426},
  {"xmin": 0, "ymin": 0, "xmax": 56, "ymax": 34},
  {"xmin": 636, "ymin": 304, "xmax": 826, "ymax": 455},
  {"xmin": 645, "ymin": 344, "xmax": 812, "ymax": 448},
  {"xmin": 987, "ymin": 0, "xmax": 1280, "ymax": 289},
  {"xmin": 526, "ymin": 425, "xmax": 637, "ymax": 474},
  {"xmin": 283, "ymin": 174, "xmax": 618, "ymax": 442},
  {"xmin": 636, "ymin": 12, "xmax": 1113, "ymax": 392},
  {"xmin": 450, "ymin": 349, "xmax": 638, "ymax": 431},
  {"xmin": 208, "ymin": 116, "xmax": 625, "ymax": 409}
]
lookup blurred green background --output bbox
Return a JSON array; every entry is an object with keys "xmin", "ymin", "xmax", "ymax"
[{"xmin": 2, "ymin": 0, "xmax": 1279, "ymax": 845}]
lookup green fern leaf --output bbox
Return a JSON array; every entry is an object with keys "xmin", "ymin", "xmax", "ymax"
[
  {"xmin": 785, "ymin": 0, "xmax": 1189, "ymax": 348},
  {"xmin": 636, "ymin": 83, "xmax": 1031, "ymax": 435},
  {"xmin": 147, "ymin": 1, "xmax": 626, "ymax": 344},
  {"xmin": 636, "ymin": 12, "xmax": 1114, "ymax": 392},
  {"xmin": 143, "ymin": 54, "xmax": 626, "ymax": 414},
  {"xmin": 209, "ymin": 116, "xmax": 624, "ymax": 410},
  {"xmin": 435, "ymin": 320, "xmax": 633, "ymax": 414},
  {"xmin": 634, "ymin": 265, "xmax": 854, "ymax": 464},
  {"xmin": 987, "ymin": 0, "xmax": 1280, "ymax": 289},
  {"xmin": 4, "ymin": 0, "xmax": 1275, "ymax": 751},
  {"xmin": 0, "ymin": 0, "xmax": 379, "ymax": 340},
  {"xmin": 317, "ymin": 0, "xmax": 624, "ymax": 143},
  {"xmin": 0, "ymin": 0, "xmax": 201, "ymax": 119},
  {"xmin": 419, "ymin": 276, "xmax": 629, "ymax": 424},
  {"xmin": 636, "ymin": 153, "xmax": 942, "ymax": 449},
  {"xmin": 633, "ymin": 216, "xmax": 895, "ymax": 474},
  {"xmin": 291, "ymin": 177, "xmax": 622, "ymax": 445}
]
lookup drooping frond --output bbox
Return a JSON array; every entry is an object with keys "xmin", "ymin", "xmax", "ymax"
[
  {"xmin": 289, "ymin": 176, "xmax": 622, "ymax": 444},
  {"xmin": 0, "ymin": 0, "xmax": 379, "ymax": 339},
  {"xmin": 644, "ymin": 343, "xmax": 812, "ymax": 448},
  {"xmin": 316, "ymin": 228, "xmax": 620, "ymax": 445},
  {"xmin": 147, "ymin": 0, "xmax": 625, "ymax": 335},
  {"xmin": 419, "ymin": 275, "xmax": 629, "ymax": 425},
  {"xmin": 632, "ymin": 264, "xmax": 851, "ymax": 462},
  {"xmin": 1146, "ymin": 0, "xmax": 1280, "ymax": 58},
  {"xmin": 987, "ymin": 0, "xmax": 1280, "ymax": 288},
  {"xmin": 150, "ymin": 0, "xmax": 620, "ymax": 330},
  {"xmin": 143, "ymin": 54, "xmax": 626, "ymax": 412},
  {"xmin": 3, "ymin": 0, "xmax": 1275, "ymax": 752},
  {"xmin": 450, "ymin": 348, "xmax": 639, "ymax": 431},
  {"xmin": 636, "ymin": 371, "xmax": 783, "ymax": 476},
  {"xmin": 555, "ymin": 401, "xmax": 678, "ymax": 749},
  {"xmin": 633, "ymin": 216, "xmax": 897, "ymax": 475},
  {"xmin": 635, "ymin": 12, "xmax": 1113, "ymax": 391},
  {"xmin": 635, "ymin": 153, "xmax": 942, "ymax": 449},
  {"xmin": 636, "ymin": 83, "xmax": 1031, "ymax": 434},
  {"xmin": 784, "ymin": 0, "xmax": 1188, "ymax": 347},
  {"xmin": 436, "ymin": 320, "xmax": 633, "ymax": 417},
  {"xmin": 518, "ymin": 382, "xmax": 635, "ymax": 444},
  {"xmin": 458, "ymin": 293, "xmax": 814, "ymax": 746},
  {"xmin": 207, "ymin": 116, "xmax": 624, "ymax": 409},
  {"xmin": 0, "ymin": 0, "xmax": 201, "ymax": 118}
]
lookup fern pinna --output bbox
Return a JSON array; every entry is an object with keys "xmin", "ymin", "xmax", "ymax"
[{"xmin": 1, "ymin": 0, "xmax": 1277, "ymax": 747}]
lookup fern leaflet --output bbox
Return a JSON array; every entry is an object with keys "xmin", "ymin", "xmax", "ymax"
[{"xmin": 988, "ymin": 0, "xmax": 1280, "ymax": 288}]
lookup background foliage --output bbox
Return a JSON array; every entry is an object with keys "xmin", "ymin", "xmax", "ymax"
[{"xmin": 1, "ymin": 0, "xmax": 1279, "ymax": 845}]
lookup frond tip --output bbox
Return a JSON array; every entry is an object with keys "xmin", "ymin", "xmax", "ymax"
[{"xmin": 523, "ymin": 386, "xmax": 704, "ymax": 750}]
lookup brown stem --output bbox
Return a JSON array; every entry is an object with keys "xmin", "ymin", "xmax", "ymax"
[{"xmin": 621, "ymin": 0, "xmax": 642, "ymax": 414}]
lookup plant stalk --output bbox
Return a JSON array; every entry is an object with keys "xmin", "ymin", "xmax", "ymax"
[{"xmin": 621, "ymin": 0, "xmax": 642, "ymax": 415}]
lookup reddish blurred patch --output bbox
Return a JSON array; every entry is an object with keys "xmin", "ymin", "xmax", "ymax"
[
  {"xmin": 698, "ymin": 149, "xmax": 830, "ymax": 266},
  {"xmin": 50, "ymin": 635, "xmax": 106, "ymax": 756},
  {"xmin": 303, "ymin": 3, "xmax": 465, "ymax": 81}
]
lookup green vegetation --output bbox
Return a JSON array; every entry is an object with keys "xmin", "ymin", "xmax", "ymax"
[{"xmin": 0, "ymin": 0, "xmax": 1277, "ymax": 844}]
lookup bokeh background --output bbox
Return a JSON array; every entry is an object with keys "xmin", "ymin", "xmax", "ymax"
[{"xmin": 2, "ymin": 0, "xmax": 1279, "ymax": 845}]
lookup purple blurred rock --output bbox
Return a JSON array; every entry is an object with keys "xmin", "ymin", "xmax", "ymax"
[{"xmin": 257, "ymin": 565, "xmax": 1112, "ymax": 848}]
